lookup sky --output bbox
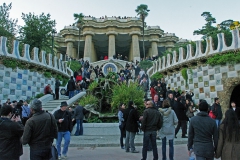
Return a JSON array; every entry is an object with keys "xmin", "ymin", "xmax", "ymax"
[{"xmin": 3, "ymin": 0, "xmax": 240, "ymax": 41}]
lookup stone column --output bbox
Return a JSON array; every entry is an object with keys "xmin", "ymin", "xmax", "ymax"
[
  {"xmin": 83, "ymin": 34, "xmax": 92, "ymax": 62},
  {"xmin": 151, "ymin": 41, "xmax": 158, "ymax": 56},
  {"xmin": 107, "ymin": 32, "xmax": 117, "ymax": 59},
  {"xmin": 66, "ymin": 41, "xmax": 74, "ymax": 58},
  {"xmin": 131, "ymin": 34, "xmax": 141, "ymax": 62}
]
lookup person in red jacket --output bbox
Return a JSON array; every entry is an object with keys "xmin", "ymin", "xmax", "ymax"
[
  {"xmin": 150, "ymin": 85, "xmax": 157, "ymax": 100},
  {"xmin": 75, "ymin": 73, "xmax": 82, "ymax": 82}
]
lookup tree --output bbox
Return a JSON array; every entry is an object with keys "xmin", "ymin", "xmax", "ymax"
[
  {"xmin": 135, "ymin": 4, "xmax": 150, "ymax": 59},
  {"xmin": 193, "ymin": 12, "xmax": 234, "ymax": 48},
  {"xmin": 19, "ymin": 12, "xmax": 56, "ymax": 53},
  {"xmin": 0, "ymin": 2, "xmax": 18, "ymax": 38},
  {"xmin": 73, "ymin": 13, "xmax": 84, "ymax": 59}
]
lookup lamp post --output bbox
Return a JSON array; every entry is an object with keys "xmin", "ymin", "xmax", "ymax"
[
  {"xmin": 77, "ymin": 22, "xmax": 83, "ymax": 59},
  {"xmin": 51, "ymin": 29, "xmax": 56, "ymax": 55}
]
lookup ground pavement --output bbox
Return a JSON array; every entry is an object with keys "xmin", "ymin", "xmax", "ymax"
[{"xmin": 20, "ymin": 134, "xmax": 221, "ymax": 160}]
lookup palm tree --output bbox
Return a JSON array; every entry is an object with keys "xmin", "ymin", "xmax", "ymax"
[
  {"xmin": 73, "ymin": 13, "xmax": 85, "ymax": 59},
  {"xmin": 135, "ymin": 4, "xmax": 150, "ymax": 60}
]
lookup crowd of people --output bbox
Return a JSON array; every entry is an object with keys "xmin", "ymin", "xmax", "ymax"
[{"xmin": 117, "ymin": 87, "xmax": 240, "ymax": 160}]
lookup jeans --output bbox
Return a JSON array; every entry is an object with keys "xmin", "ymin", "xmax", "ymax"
[
  {"xmin": 125, "ymin": 131, "xmax": 136, "ymax": 151},
  {"xmin": 69, "ymin": 91, "xmax": 74, "ymax": 99},
  {"xmin": 142, "ymin": 131, "xmax": 158, "ymax": 160},
  {"xmin": 56, "ymin": 131, "xmax": 71, "ymax": 157},
  {"xmin": 76, "ymin": 90, "xmax": 81, "ymax": 95},
  {"xmin": 75, "ymin": 119, "xmax": 83, "ymax": 136},
  {"xmin": 119, "ymin": 125, "xmax": 125, "ymax": 147},
  {"xmin": 30, "ymin": 148, "xmax": 51, "ymax": 160},
  {"xmin": 175, "ymin": 120, "xmax": 187, "ymax": 136},
  {"xmin": 196, "ymin": 155, "xmax": 214, "ymax": 160},
  {"xmin": 215, "ymin": 119, "xmax": 221, "ymax": 128},
  {"xmin": 162, "ymin": 137, "xmax": 174, "ymax": 160}
]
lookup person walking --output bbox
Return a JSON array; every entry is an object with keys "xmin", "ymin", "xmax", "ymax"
[
  {"xmin": 188, "ymin": 101, "xmax": 218, "ymax": 160},
  {"xmin": 215, "ymin": 109, "xmax": 240, "ymax": 160},
  {"xmin": 72, "ymin": 102, "xmax": 87, "ymax": 136},
  {"xmin": 54, "ymin": 101, "xmax": 73, "ymax": 159},
  {"xmin": 124, "ymin": 101, "xmax": 140, "ymax": 153},
  {"xmin": 230, "ymin": 101, "xmax": 240, "ymax": 123},
  {"xmin": 22, "ymin": 99, "xmax": 58, "ymax": 160},
  {"xmin": 174, "ymin": 97, "xmax": 188, "ymax": 138},
  {"xmin": 141, "ymin": 101, "xmax": 162, "ymax": 160},
  {"xmin": 211, "ymin": 97, "xmax": 223, "ymax": 127},
  {"xmin": 55, "ymin": 78, "xmax": 61, "ymax": 100},
  {"xmin": 0, "ymin": 105, "xmax": 24, "ymax": 160},
  {"xmin": 118, "ymin": 103, "xmax": 126, "ymax": 149},
  {"xmin": 67, "ymin": 76, "xmax": 76, "ymax": 99},
  {"xmin": 159, "ymin": 100, "xmax": 178, "ymax": 160}
]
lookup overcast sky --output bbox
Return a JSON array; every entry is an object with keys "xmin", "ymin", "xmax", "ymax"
[{"xmin": 3, "ymin": 0, "xmax": 240, "ymax": 40}]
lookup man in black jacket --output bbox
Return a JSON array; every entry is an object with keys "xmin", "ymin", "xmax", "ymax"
[
  {"xmin": 55, "ymin": 79, "xmax": 61, "ymax": 100},
  {"xmin": 230, "ymin": 101, "xmax": 240, "ymax": 123},
  {"xmin": 67, "ymin": 76, "xmax": 76, "ymax": 99},
  {"xmin": 22, "ymin": 99, "xmax": 57, "ymax": 160},
  {"xmin": 211, "ymin": 97, "xmax": 223, "ymax": 127},
  {"xmin": 54, "ymin": 101, "xmax": 73, "ymax": 159},
  {"xmin": 141, "ymin": 101, "xmax": 162, "ymax": 160},
  {"xmin": 188, "ymin": 101, "xmax": 218, "ymax": 160},
  {"xmin": 0, "ymin": 105, "xmax": 24, "ymax": 160},
  {"xmin": 124, "ymin": 101, "xmax": 140, "ymax": 153},
  {"xmin": 72, "ymin": 103, "xmax": 88, "ymax": 136}
]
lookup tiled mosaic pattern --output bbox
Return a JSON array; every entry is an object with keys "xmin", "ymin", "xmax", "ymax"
[
  {"xmin": 165, "ymin": 63, "xmax": 240, "ymax": 104},
  {"xmin": 0, "ymin": 65, "xmax": 56, "ymax": 102}
]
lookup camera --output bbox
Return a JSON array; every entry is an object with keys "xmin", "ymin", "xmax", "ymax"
[{"xmin": 14, "ymin": 109, "xmax": 20, "ymax": 117}]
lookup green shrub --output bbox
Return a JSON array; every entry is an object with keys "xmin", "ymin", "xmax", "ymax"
[
  {"xmin": 87, "ymin": 115, "xmax": 102, "ymax": 123},
  {"xmin": 88, "ymin": 81, "xmax": 98, "ymax": 92},
  {"xmin": 44, "ymin": 72, "xmax": 51, "ymax": 78},
  {"xmin": 111, "ymin": 83, "xmax": 145, "ymax": 113},
  {"xmin": 150, "ymin": 72, "xmax": 163, "ymax": 81},
  {"xmin": 139, "ymin": 60, "xmax": 153, "ymax": 71},
  {"xmin": 79, "ymin": 95, "xmax": 98, "ymax": 107},
  {"xmin": 61, "ymin": 77, "xmax": 69, "ymax": 86},
  {"xmin": 207, "ymin": 52, "xmax": 240, "ymax": 66},
  {"xmin": 67, "ymin": 60, "xmax": 81, "ymax": 72},
  {"xmin": 181, "ymin": 68, "xmax": 188, "ymax": 85},
  {"xmin": 35, "ymin": 93, "xmax": 45, "ymax": 98}
]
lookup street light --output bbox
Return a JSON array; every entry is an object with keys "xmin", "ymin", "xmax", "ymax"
[
  {"xmin": 51, "ymin": 29, "xmax": 57, "ymax": 55},
  {"xmin": 77, "ymin": 22, "xmax": 84, "ymax": 59}
]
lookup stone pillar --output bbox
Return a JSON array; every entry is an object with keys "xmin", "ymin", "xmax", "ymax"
[
  {"xmin": 151, "ymin": 41, "xmax": 158, "ymax": 57},
  {"xmin": 131, "ymin": 34, "xmax": 140, "ymax": 62},
  {"xmin": 83, "ymin": 34, "xmax": 92, "ymax": 62},
  {"xmin": 66, "ymin": 41, "xmax": 74, "ymax": 58},
  {"xmin": 72, "ymin": 47, "xmax": 77, "ymax": 59},
  {"xmin": 107, "ymin": 33, "xmax": 116, "ymax": 59}
]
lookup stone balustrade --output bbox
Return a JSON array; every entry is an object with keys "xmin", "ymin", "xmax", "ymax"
[
  {"xmin": 0, "ymin": 36, "xmax": 71, "ymax": 78},
  {"xmin": 148, "ymin": 29, "xmax": 240, "ymax": 77}
]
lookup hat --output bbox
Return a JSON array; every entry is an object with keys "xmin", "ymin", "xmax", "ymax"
[{"xmin": 60, "ymin": 101, "xmax": 68, "ymax": 107}]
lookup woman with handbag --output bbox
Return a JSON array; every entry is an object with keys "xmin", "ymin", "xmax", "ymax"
[{"xmin": 118, "ymin": 103, "xmax": 126, "ymax": 149}]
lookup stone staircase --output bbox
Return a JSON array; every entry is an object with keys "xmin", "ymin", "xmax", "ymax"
[{"xmin": 42, "ymin": 96, "xmax": 69, "ymax": 112}]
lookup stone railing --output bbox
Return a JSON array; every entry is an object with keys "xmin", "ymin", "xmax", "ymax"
[
  {"xmin": 148, "ymin": 29, "xmax": 240, "ymax": 77},
  {"xmin": 0, "ymin": 36, "xmax": 71, "ymax": 78}
]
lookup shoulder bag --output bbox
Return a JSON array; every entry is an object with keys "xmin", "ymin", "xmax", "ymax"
[{"xmin": 48, "ymin": 113, "xmax": 58, "ymax": 160}]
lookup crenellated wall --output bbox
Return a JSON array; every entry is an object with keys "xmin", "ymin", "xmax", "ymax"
[
  {"xmin": 0, "ymin": 36, "xmax": 71, "ymax": 77},
  {"xmin": 148, "ymin": 29, "xmax": 240, "ymax": 75},
  {"xmin": 0, "ymin": 36, "xmax": 73, "ymax": 102},
  {"xmin": 147, "ymin": 29, "xmax": 240, "ymax": 112}
]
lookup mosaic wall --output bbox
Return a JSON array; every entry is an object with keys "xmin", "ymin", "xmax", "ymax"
[
  {"xmin": 0, "ymin": 64, "xmax": 56, "ymax": 102},
  {"xmin": 165, "ymin": 63, "xmax": 240, "ymax": 104}
]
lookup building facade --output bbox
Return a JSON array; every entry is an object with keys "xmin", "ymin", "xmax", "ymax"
[{"xmin": 55, "ymin": 16, "xmax": 179, "ymax": 62}]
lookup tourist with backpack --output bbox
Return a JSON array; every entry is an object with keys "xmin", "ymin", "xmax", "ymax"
[{"xmin": 211, "ymin": 97, "xmax": 223, "ymax": 127}]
